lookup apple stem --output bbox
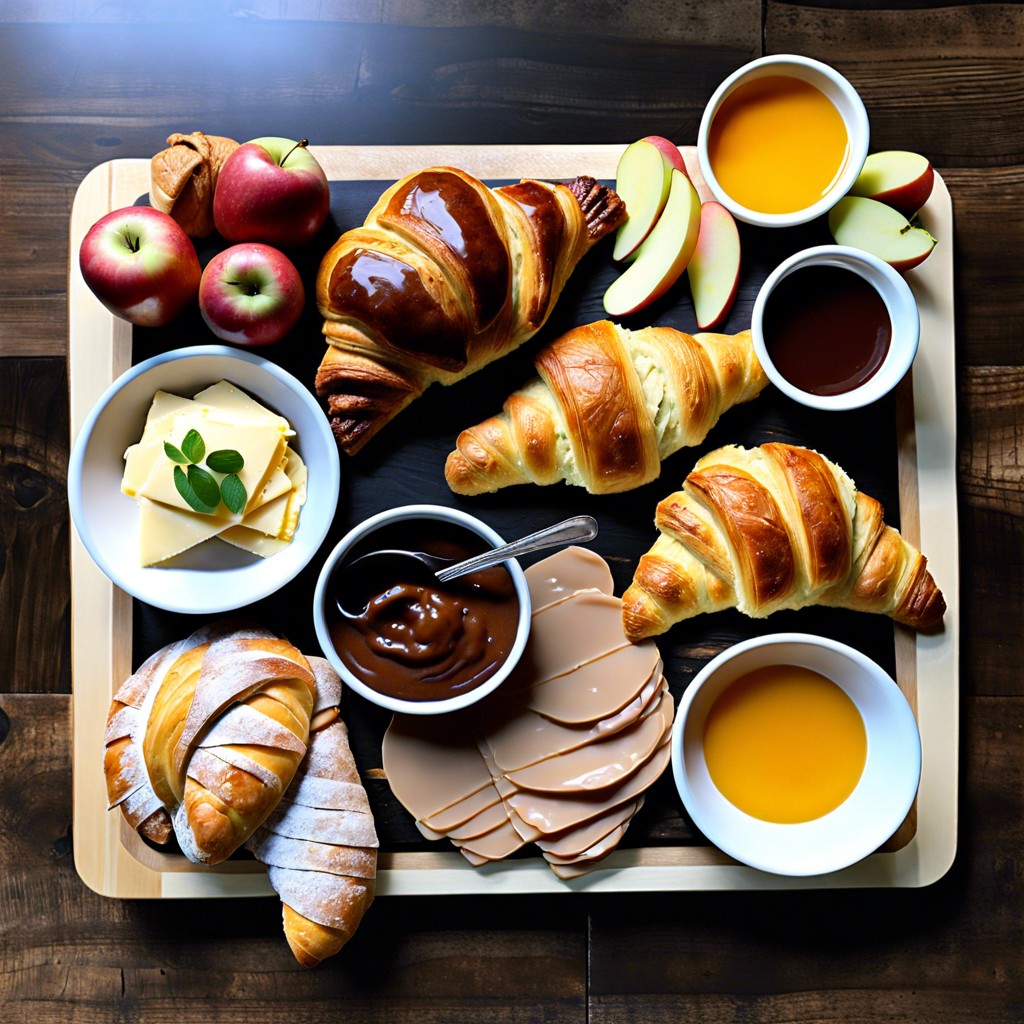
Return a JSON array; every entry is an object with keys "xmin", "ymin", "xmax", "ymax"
[
  {"xmin": 121, "ymin": 229, "xmax": 141, "ymax": 253},
  {"xmin": 280, "ymin": 138, "xmax": 309, "ymax": 167}
]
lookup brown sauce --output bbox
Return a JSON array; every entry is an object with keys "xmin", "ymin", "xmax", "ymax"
[
  {"xmin": 763, "ymin": 265, "xmax": 892, "ymax": 396},
  {"xmin": 326, "ymin": 520, "xmax": 520, "ymax": 703}
]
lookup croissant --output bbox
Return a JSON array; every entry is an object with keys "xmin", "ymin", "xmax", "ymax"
[
  {"xmin": 445, "ymin": 320, "xmax": 768, "ymax": 495},
  {"xmin": 104, "ymin": 623, "xmax": 316, "ymax": 865},
  {"xmin": 622, "ymin": 442, "xmax": 946, "ymax": 639},
  {"xmin": 247, "ymin": 657, "xmax": 378, "ymax": 967},
  {"xmin": 313, "ymin": 167, "xmax": 625, "ymax": 454},
  {"xmin": 150, "ymin": 130, "xmax": 239, "ymax": 237}
]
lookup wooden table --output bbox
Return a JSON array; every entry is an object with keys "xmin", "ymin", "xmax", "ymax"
[{"xmin": 1, "ymin": 5, "xmax": 1020, "ymax": 1021}]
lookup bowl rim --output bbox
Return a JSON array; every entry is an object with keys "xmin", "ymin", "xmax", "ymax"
[
  {"xmin": 312, "ymin": 503, "xmax": 533, "ymax": 716},
  {"xmin": 670, "ymin": 631, "xmax": 922, "ymax": 876},
  {"xmin": 67, "ymin": 343, "xmax": 340, "ymax": 615},
  {"xmin": 751, "ymin": 243, "xmax": 921, "ymax": 410},
  {"xmin": 697, "ymin": 53, "xmax": 870, "ymax": 227}
]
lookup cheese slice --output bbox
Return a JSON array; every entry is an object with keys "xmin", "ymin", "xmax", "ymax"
[
  {"xmin": 237, "ymin": 448, "xmax": 307, "ymax": 540},
  {"xmin": 137, "ymin": 497, "xmax": 233, "ymax": 566},
  {"xmin": 217, "ymin": 526, "xmax": 291, "ymax": 559},
  {"xmin": 192, "ymin": 381, "xmax": 293, "ymax": 435}
]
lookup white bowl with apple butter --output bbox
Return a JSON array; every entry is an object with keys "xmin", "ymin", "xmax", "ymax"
[
  {"xmin": 313, "ymin": 504, "xmax": 531, "ymax": 714},
  {"xmin": 752, "ymin": 244, "xmax": 920, "ymax": 410}
]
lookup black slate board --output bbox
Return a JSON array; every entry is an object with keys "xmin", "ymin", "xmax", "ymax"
[{"xmin": 130, "ymin": 178, "xmax": 900, "ymax": 855}]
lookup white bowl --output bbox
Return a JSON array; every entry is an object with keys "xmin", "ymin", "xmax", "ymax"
[
  {"xmin": 752, "ymin": 244, "xmax": 920, "ymax": 410},
  {"xmin": 68, "ymin": 345, "xmax": 340, "ymax": 615},
  {"xmin": 671, "ymin": 633, "xmax": 921, "ymax": 877},
  {"xmin": 313, "ymin": 504, "xmax": 532, "ymax": 715},
  {"xmin": 697, "ymin": 54, "xmax": 870, "ymax": 227}
]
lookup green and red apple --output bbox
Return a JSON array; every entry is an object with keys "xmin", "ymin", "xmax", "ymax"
[
  {"xmin": 828, "ymin": 196, "xmax": 937, "ymax": 273},
  {"xmin": 686, "ymin": 201, "xmax": 741, "ymax": 330},
  {"xmin": 213, "ymin": 137, "xmax": 330, "ymax": 248},
  {"xmin": 199, "ymin": 243, "xmax": 305, "ymax": 346},
  {"xmin": 848, "ymin": 150, "xmax": 934, "ymax": 219},
  {"xmin": 604, "ymin": 168, "xmax": 702, "ymax": 316},
  {"xmin": 78, "ymin": 205, "xmax": 201, "ymax": 327},
  {"xmin": 612, "ymin": 139, "xmax": 676, "ymax": 262}
]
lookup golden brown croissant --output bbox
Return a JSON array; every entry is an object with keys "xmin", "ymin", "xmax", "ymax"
[
  {"xmin": 622, "ymin": 442, "xmax": 946, "ymax": 639},
  {"xmin": 314, "ymin": 167, "xmax": 625, "ymax": 454},
  {"xmin": 444, "ymin": 320, "xmax": 768, "ymax": 495},
  {"xmin": 150, "ymin": 130, "xmax": 239, "ymax": 237},
  {"xmin": 247, "ymin": 657, "xmax": 378, "ymax": 968},
  {"xmin": 104, "ymin": 623, "xmax": 316, "ymax": 865}
]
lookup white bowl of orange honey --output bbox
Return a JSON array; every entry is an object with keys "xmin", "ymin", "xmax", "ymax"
[
  {"xmin": 671, "ymin": 633, "xmax": 921, "ymax": 877},
  {"xmin": 697, "ymin": 54, "xmax": 870, "ymax": 227}
]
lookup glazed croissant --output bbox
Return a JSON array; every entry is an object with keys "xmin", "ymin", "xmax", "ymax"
[
  {"xmin": 314, "ymin": 166, "xmax": 625, "ymax": 454},
  {"xmin": 247, "ymin": 657, "xmax": 377, "ymax": 967},
  {"xmin": 622, "ymin": 442, "xmax": 946, "ymax": 639},
  {"xmin": 150, "ymin": 130, "xmax": 239, "ymax": 237},
  {"xmin": 445, "ymin": 320, "xmax": 768, "ymax": 495}
]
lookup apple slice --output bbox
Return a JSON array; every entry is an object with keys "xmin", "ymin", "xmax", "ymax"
[
  {"xmin": 848, "ymin": 150, "xmax": 934, "ymax": 218},
  {"xmin": 679, "ymin": 145, "xmax": 716, "ymax": 204},
  {"xmin": 828, "ymin": 196, "xmax": 937, "ymax": 273},
  {"xmin": 612, "ymin": 139, "xmax": 673, "ymax": 262},
  {"xmin": 604, "ymin": 168, "xmax": 702, "ymax": 317},
  {"xmin": 642, "ymin": 136, "xmax": 686, "ymax": 171},
  {"xmin": 686, "ymin": 201, "xmax": 741, "ymax": 330}
]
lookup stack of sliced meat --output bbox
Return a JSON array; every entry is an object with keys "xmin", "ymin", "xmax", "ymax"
[{"xmin": 382, "ymin": 547, "xmax": 673, "ymax": 879}]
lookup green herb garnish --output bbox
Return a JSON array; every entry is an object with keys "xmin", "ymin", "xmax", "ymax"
[{"xmin": 165, "ymin": 429, "xmax": 247, "ymax": 515}]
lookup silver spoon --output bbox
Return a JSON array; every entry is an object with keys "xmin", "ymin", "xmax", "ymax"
[{"xmin": 335, "ymin": 515, "xmax": 598, "ymax": 615}]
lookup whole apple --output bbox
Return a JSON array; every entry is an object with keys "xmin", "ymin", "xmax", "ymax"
[
  {"xmin": 199, "ymin": 243, "xmax": 305, "ymax": 346},
  {"xmin": 79, "ymin": 206, "xmax": 200, "ymax": 326},
  {"xmin": 213, "ymin": 137, "xmax": 330, "ymax": 247}
]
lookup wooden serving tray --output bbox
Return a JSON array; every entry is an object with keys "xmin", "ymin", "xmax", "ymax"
[{"xmin": 69, "ymin": 145, "xmax": 958, "ymax": 897}]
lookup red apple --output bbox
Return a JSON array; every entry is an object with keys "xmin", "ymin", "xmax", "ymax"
[
  {"xmin": 641, "ymin": 136, "xmax": 686, "ymax": 171},
  {"xmin": 78, "ymin": 206, "xmax": 200, "ymax": 326},
  {"xmin": 199, "ymin": 243, "xmax": 305, "ymax": 346},
  {"xmin": 686, "ymin": 201, "xmax": 741, "ymax": 330},
  {"xmin": 679, "ymin": 145, "xmax": 716, "ymax": 204},
  {"xmin": 612, "ymin": 139, "xmax": 674, "ymax": 262},
  {"xmin": 848, "ymin": 150, "xmax": 935, "ymax": 219},
  {"xmin": 604, "ymin": 169, "xmax": 702, "ymax": 316},
  {"xmin": 213, "ymin": 137, "xmax": 330, "ymax": 247},
  {"xmin": 828, "ymin": 196, "xmax": 937, "ymax": 273}
]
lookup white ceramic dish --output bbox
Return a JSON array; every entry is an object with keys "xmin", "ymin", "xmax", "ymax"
[
  {"xmin": 67, "ymin": 345, "xmax": 340, "ymax": 615},
  {"xmin": 697, "ymin": 54, "xmax": 870, "ymax": 228},
  {"xmin": 671, "ymin": 633, "xmax": 922, "ymax": 877},
  {"xmin": 752, "ymin": 244, "xmax": 920, "ymax": 410},
  {"xmin": 313, "ymin": 503, "xmax": 532, "ymax": 715}
]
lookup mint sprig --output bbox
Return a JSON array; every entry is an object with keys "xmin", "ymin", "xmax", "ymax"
[{"xmin": 166, "ymin": 429, "xmax": 247, "ymax": 515}]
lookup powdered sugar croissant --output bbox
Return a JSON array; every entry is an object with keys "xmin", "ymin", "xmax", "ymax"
[
  {"xmin": 445, "ymin": 320, "xmax": 767, "ymax": 495},
  {"xmin": 314, "ymin": 166, "xmax": 625, "ymax": 454},
  {"xmin": 622, "ymin": 442, "xmax": 946, "ymax": 639}
]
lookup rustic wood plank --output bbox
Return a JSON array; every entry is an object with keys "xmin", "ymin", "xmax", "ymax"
[
  {"xmin": 0, "ymin": 693, "xmax": 587, "ymax": 1023},
  {"xmin": 587, "ymin": 694, "xmax": 1024, "ymax": 1023},
  {"xmin": 0, "ymin": 360, "xmax": 70, "ymax": 694}
]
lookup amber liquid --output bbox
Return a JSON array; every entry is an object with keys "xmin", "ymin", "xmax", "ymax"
[{"xmin": 763, "ymin": 265, "xmax": 892, "ymax": 396}]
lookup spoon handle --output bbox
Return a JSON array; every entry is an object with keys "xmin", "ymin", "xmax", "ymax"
[{"xmin": 434, "ymin": 515, "xmax": 599, "ymax": 583}]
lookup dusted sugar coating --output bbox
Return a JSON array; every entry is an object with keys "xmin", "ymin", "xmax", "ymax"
[
  {"xmin": 622, "ymin": 442, "xmax": 947, "ymax": 640},
  {"xmin": 314, "ymin": 167, "xmax": 625, "ymax": 454}
]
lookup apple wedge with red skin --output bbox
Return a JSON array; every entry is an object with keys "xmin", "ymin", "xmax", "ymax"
[
  {"xmin": 199, "ymin": 243, "xmax": 305, "ymax": 347},
  {"xmin": 213, "ymin": 137, "xmax": 330, "ymax": 248},
  {"xmin": 604, "ymin": 168, "xmax": 702, "ymax": 317},
  {"xmin": 686, "ymin": 201, "xmax": 741, "ymax": 330},
  {"xmin": 641, "ymin": 136, "xmax": 686, "ymax": 171},
  {"xmin": 829, "ymin": 196, "xmax": 937, "ymax": 273},
  {"xmin": 79, "ymin": 205, "xmax": 200, "ymax": 327},
  {"xmin": 612, "ymin": 139, "xmax": 674, "ymax": 262},
  {"xmin": 849, "ymin": 150, "xmax": 934, "ymax": 219}
]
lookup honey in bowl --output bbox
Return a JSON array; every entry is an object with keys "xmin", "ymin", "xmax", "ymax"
[
  {"xmin": 702, "ymin": 664, "xmax": 867, "ymax": 824},
  {"xmin": 762, "ymin": 264, "xmax": 892, "ymax": 396},
  {"xmin": 708, "ymin": 75, "xmax": 850, "ymax": 215}
]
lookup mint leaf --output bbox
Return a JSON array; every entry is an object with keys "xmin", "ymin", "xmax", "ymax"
[
  {"xmin": 187, "ymin": 464, "xmax": 221, "ymax": 508},
  {"xmin": 163, "ymin": 442, "xmax": 188, "ymax": 464},
  {"xmin": 206, "ymin": 449, "xmax": 245, "ymax": 474},
  {"xmin": 174, "ymin": 465, "xmax": 217, "ymax": 514},
  {"xmin": 181, "ymin": 428, "xmax": 206, "ymax": 464},
  {"xmin": 220, "ymin": 473, "xmax": 248, "ymax": 515}
]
